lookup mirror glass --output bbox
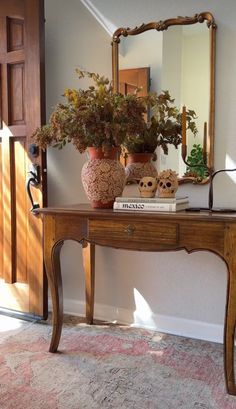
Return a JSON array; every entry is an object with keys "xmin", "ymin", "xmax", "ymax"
[{"xmin": 112, "ymin": 14, "xmax": 216, "ymax": 184}]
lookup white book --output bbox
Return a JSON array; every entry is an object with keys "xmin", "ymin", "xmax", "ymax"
[
  {"xmin": 115, "ymin": 196, "xmax": 189, "ymax": 204},
  {"xmin": 113, "ymin": 201, "xmax": 189, "ymax": 212}
]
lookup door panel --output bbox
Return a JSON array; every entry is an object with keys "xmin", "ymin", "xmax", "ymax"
[
  {"xmin": 2, "ymin": 134, "xmax": 16, "ymax": 284},
  {"xmin": 7, "ymin": 17, "xmax": 25, "ymax": 52},
  {"xmin": 119, "ymin": 67, "xmax": 150, "ymax": 165},
  {"xmin": 119, "ymin": 67, "xmax": 150, "ymax": 97},
  {"xmin": 15, "ymin": 139, "xmax": 27, "ymax": 283},
  {"xmin": 0, "ymin": 0, "xmax": 47, "ymax": 318},
  {"xmin": 9, "ymin": 63, "xmax": 25, "ymax": 125}
]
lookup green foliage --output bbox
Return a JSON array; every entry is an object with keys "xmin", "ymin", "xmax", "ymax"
[
  {"xmin": 185, "ymin": 143, "xmax": 208, "ymax": 180},
  {"xmin": 122, "ymin": 90, "xmax": 198, "ymax": 155},
  {"xmin": 32, "ymin": 69, "xmax": 146, "ymax": 154}
]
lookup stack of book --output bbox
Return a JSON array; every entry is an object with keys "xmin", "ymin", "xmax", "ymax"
[{"xmin": 113, "ymin": 196, "xmax": 189, "ymax": 212}]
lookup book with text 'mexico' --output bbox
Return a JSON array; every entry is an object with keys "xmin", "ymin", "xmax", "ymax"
[{"xmin": 113, "ymin": 200, "xmax": 189, "ymax": 212}]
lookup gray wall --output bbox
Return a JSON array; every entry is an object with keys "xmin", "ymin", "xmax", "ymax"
[{"xmin": 44, "ymin": 0, "xmax": 236, "ymax": 342}]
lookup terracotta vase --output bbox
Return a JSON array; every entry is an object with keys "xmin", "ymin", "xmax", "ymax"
[
  {"xmin": 81, "ymin": 147, "xmax": 126, "ymax": 208},
  {"xmin": 125, "ymin": 153, "xmax": 157, "ymax": 182}
]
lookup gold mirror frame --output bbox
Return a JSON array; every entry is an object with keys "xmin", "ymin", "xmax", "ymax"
[{"xmin": 111, "ymin": 12, "xmax": 217, "ymax": 184}]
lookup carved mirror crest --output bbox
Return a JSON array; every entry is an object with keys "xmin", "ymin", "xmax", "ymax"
[{"xmin": 111, "ymin": 12, "xmax": 217, "ymax": 184}]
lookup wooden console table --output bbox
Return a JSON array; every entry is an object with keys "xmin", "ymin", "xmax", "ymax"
[{"xmin": 38, "ymin": 204, "xmax": 236, "ymax": 395}]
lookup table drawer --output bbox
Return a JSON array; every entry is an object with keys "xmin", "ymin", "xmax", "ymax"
[{"xmin": 88, "ymin": 219, "xmax": 179, "ymax": 246}]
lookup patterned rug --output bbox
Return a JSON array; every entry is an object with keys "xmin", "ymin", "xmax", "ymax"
[{"xmin": 0, "ymin": 314, "xmax": 236, "ymax": 409}]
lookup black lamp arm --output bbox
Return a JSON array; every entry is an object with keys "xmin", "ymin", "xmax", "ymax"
[
  {"xmin": 181, "ymin": 147, "xmax": 236, "ymax": 212},
  {"xmin": 208, "ymin": 168, "xmax": 236, "ymax": 211}
]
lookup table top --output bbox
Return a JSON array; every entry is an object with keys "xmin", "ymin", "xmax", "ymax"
[{"xmin": 37, "ymin": 203, "xmax": 236, "ymax": 223}]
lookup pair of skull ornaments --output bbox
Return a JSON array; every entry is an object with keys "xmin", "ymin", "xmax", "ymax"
[{"xmin": 138, "ymin": 169, "xmax": 179, "ymax": 198}]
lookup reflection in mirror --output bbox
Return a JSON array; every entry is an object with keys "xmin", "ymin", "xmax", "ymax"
[
  {"xmin": 162, "ymin": 24, "xmax": 210, "ymax": 178},
  {"xmin": 112, "ymin": 13, "xmax": 216, "ymax": 184}
]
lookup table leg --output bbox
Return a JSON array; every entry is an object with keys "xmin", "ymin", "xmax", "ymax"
[
  {"xmin": 224, "ymin": 225, "xmax": 236, "ymax": 395},
  {"xmin": 224, "ymin": 264, "xmax": 236, "ymax": 395},
  {"xmin": 44, "ymin": 240, "xmax": 64, "ymax": 353},
  {"xmin": 82, "ymin": 242, "xmax": 95, "ymax": 324}
]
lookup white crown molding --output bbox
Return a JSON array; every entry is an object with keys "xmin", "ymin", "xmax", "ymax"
[{"xmin": 80, "ymin": 0, "xmax": 116, "ymax": 37}]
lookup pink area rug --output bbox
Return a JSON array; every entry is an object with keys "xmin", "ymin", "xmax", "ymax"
[{"xmin": 0, "ymin": 315, "xmax": 236, "ymax": 409}]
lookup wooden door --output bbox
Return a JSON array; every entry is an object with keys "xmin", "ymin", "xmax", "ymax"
[
  {"xmin": 119, "ymin": 67, "xmax": 150, "ymax": 165},
  {"xmin": 0, "ymin": 0, "xmax": 47, "ymax": 318},
  {"xmin": 119, "ymin": 67, "xmax": 150, "ymax": 96}
]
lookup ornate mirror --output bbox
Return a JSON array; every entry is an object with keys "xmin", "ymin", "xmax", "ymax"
[{"xmin": 112, "ymin": 12, "xmax": 217, "ymax": 184}]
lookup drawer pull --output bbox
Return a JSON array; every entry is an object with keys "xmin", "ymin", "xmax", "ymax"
[{"xmin": 124, "ymin": 224, "xmax": 136, "ymax": 235}]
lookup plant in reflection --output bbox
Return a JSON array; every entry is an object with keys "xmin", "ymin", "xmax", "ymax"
[
  {"xmin": 184, "ymin": 143, "xmax": 208, "ymax": 180},
  {"xmin": 122, "ymin": 90, "xmax": 198, "ymax": 158},
  {"xmin": 32, "ymin": 70, "xmax": 146, "ymax": 155}
]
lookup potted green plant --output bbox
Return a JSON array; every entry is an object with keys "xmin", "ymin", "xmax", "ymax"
[
  {"xmin": 184, "ymin": 143, "xmax": 208, "ymax": 180},
  {"xmin": 32, "ymin": 69, "xmax": 146, "ymax": 208},
  {"xmin": 122, "ymin": 90, "xmax": 198, "ymax": 181}
]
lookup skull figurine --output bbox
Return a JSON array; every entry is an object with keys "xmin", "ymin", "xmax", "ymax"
[
  {"xmin": 157, "ymin": 169, "xmax": 178, "ymax": 198},
  {"xmin": 138, "ymin": 176, "xmax": 158, "ymax": 198}
]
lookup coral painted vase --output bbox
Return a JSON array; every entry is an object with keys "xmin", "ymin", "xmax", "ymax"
[
  {"xmin": 125, "ymin": 153, "xmax": 157, "ymax": 182},
  {"xmin": 81, "ymin": 147, "xmax": 126, "ymax": 208}
]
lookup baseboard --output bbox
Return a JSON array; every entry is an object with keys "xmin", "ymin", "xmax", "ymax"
[{"xmin": 48, "ymin": 297, "xmax": 224, "ymax": 344}]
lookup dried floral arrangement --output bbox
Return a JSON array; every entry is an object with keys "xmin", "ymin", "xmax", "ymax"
[
  {"xmin": 122, "ymin": 91, "xmax": 198, "ymax": 156},
  {"xmin": 32, "ymin": 69, "xmax": 146, "ymax": 155},
  {"xmin": 32, "ymin": 70, "xmax": 197, "ymax": 158}
]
